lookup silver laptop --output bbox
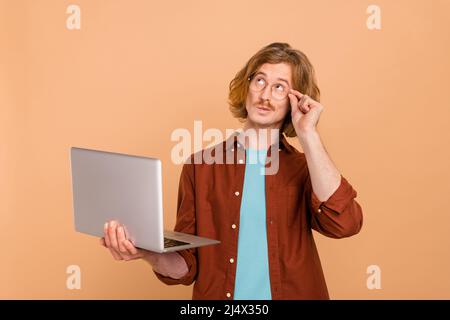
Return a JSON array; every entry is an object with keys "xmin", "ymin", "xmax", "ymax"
[{"xmin": 69, "ymin": 147, "xmax": 220, "ymax": 253}]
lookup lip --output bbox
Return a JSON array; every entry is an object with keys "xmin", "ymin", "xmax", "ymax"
[{"xmin": 256, "ymin": 106, "xmax": 271, "ymax": 112}]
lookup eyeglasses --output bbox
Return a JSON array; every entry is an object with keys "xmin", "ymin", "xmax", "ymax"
[{"xmin": 247, "ymin": 75, "xmax": 290, "ymax": 101}]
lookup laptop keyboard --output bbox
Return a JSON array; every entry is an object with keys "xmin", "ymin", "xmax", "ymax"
[{"xmin": 164, "ymin": 237, "xmax": 190, "ymax": 248}]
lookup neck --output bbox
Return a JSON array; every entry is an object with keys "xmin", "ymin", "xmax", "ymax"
[{"xmin": 239, "ymin": 122, "xmax": 281, "ymax": 150}]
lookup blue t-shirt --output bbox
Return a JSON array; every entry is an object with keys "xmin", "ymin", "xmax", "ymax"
[{"xmin": 234, "ymin": 148, "xmax": 272, "ymax": 300}]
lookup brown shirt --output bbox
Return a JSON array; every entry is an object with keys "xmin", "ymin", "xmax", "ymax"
[{"xmin": 155, "ymin": 131, "xmax": 363, "ymax": 300}]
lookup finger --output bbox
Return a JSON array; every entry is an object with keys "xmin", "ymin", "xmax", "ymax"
[
  {"xmin": 122, "ymin": 225, "xmax": 130, "ymax": 240},
  {"xmin": 104, "ymin": 222, "xmax": 111, "ymax": 247},
  {"xmin": 117, "ymin": 251, "xmax": 134, "ymax": 261},
  {"xmin": 123, "ymin": 239, "xmax": 139, "ymax": 256},
  {"xmin": 288, "ymin": 93, "xmax": 298, "ymax": 112},
  {"xmin": 117, "ymin": 226, "xmax": 128, "ymax": 254},
  {"xmin": 299, "ymin": 95, "xmax": 311, "ymax": 112},
  {"xmin": 289, "ymin": 89, "xmax": 304, "ymax": 100},
  {"xmin": 109, "ymin": 247, "xmax": 123, "ymax": 260},
  {"xmin": 100, "ymin": 237, "xmax": 107, "ymax": 247},
  {"xmin": 108, "ymin": 220, "xmax": 120, "ymax": 251}
]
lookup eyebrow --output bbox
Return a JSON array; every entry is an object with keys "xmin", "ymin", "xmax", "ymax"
[{"xmin": 254, "ymin": 71, "xmax": 290, "ymax": 86}]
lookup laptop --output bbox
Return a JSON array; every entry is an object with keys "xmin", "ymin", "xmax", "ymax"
[{"xmin": 69, "ymin": 147, "xmax": 220, "ymax": 253}]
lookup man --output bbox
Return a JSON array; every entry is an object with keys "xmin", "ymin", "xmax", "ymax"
[{"xmin": 101, "ymin": 42, "xmax": 363, "ymax": 299}]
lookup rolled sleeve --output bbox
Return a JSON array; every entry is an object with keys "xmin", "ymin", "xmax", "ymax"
[
  {"xmin": 153, "ymin": 248, "xmax": 197, "ymax": 286},
  {"xmin": 308, "ymin": 174, "xmax": 364, "ymax": 238}
]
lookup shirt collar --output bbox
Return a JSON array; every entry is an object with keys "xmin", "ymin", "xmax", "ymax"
[{"xmin": 224, "ymin": 130, "xmax": 293, "ymax": 153}]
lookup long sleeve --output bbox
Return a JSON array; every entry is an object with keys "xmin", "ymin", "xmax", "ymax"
[
  {"xmin": 153, "ymin": 160, "xmax": 198, "ymax": 285},
  {"xmin": 306, "ymin": 173, "xmax": 363, "ymax": 239}
]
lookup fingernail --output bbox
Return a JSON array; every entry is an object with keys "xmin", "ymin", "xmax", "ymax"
[{"xmin": 104, "ymin": 222, "xmax": 108, "ymax": 229}]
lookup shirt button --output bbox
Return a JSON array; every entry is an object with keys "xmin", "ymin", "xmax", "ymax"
[
  {"xmin": 317, "ymin": 208, "xmax": 322, "ymax": 213},
  {"xmin": 229, "ymin": 258, "xmax": 234, "ymax": 263},
  {"xmin": 226, "ymin": 292, "xmax": 231, "ymax": 298},
  {"xmin": 231, "ymin": 224, "xmax": 237, "ymax": 229},
  {"xmin": 231, "ymin": 148, "xmax": 234, "ymax": 152},
  {"xmin": 234, "ymin": 191, "xmax": 240, "ymax": 196},
  {"xmin": 238, "ymin": 159, "xmax": 244, "ymax": 164}
]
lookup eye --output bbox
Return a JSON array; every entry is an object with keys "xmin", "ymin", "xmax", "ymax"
[
  {"xmin": 274, "ymin": 83, "xmax": 285, "ymax": 92},
  {"xmin": 255, "ymin": 77, "xmax": 266, "ymax": 86}
]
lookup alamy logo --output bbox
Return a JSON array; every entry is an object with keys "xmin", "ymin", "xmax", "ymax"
[
  {"xmin": 171, "ymin": 121, "xmax": 280, "ymax": 175},
  {"xmin": 366, "ymin": 265, "xmax": 382, "ymax": 289},
  {"xmin": 366, "ymin": 5, "xmax": 382, "ymax": 30},
  {"xmin": 66, "ymin": 4, "xmax": 81, "ymax": 30},
  {"xmin": 66, "ymin": 265, "xmax": 81, "ymax": 290}
]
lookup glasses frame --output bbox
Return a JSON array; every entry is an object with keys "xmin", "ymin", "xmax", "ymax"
[{"xmin": 247, "ymin": 74, "xmax": 291, "ymax": 101}]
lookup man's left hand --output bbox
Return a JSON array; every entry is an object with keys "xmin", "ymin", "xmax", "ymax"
[{"xmin": 288, "ymin": 89, "xmax": 324, "ymax": 135}]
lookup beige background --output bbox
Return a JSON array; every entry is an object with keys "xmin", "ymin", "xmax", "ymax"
[{"xmin": 1, "ymin": 0, "xmax": 450, "ymax": 299}]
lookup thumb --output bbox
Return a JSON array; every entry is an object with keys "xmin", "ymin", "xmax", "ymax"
[
  {"xmin": 288, "ymin": 93, "xmax": 298, "ymax": 113},
  {"xmin": 288, "ymin": 93, "xmax": 302, "ymax": 119}
]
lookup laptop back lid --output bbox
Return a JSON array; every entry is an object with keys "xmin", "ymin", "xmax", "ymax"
[{"xmin": 70, "ymin": 147, "xmax": 164, "ymax": 251}]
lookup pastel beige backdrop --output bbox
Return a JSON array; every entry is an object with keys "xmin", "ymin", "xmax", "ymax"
[{"xmin": 1, "ymin": 0, "xmax": 449, "ymax": 299}]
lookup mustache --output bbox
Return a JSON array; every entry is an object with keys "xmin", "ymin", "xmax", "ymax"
[{"xmin": 255, "ymin": 100, "xmax": 275, "ymax": 111}]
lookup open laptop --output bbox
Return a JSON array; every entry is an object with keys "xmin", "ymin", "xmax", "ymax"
[{"xmin": 69, "ymin": 147, "xmax": 220, "ymax": 253}]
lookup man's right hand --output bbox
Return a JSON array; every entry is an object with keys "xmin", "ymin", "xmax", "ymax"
[
  {"xmin": 100, "ymin": 220, "xmax": 189, "ymax": 279},
  {"xmin": 101, "ymin": 220, "xmax": 158, "ymax": 263}
]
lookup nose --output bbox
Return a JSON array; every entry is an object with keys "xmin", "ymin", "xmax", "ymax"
[{"xmin": 260, "ymin": 85, "xmax": 272, "ymax": 101}]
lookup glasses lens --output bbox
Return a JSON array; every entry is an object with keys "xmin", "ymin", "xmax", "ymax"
[
  {"xmin": 249, "ymin": 77, "xmax": 265, "ymax": 91},
  {"xmin": 272, "ymin": 84, "xmax": 288, "ymax": 100},
  {"xmin": 249, "ymin": 76, "xmax": 289, "ymax": 100}
]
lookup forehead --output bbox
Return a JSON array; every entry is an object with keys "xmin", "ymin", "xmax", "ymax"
[{"xmin": 255, "ymin": 63, "xmax": 292, "ymax": 80}]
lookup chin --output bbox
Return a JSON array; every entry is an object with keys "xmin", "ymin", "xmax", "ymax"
[{"xmin": 248, "ymin": 116, "xmax": 274, "ymax": 128}]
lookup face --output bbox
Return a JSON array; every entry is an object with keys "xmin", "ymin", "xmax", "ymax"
[{"xmin": 245, "ymin": 63, "xmax": 292, "ymax": 130}]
